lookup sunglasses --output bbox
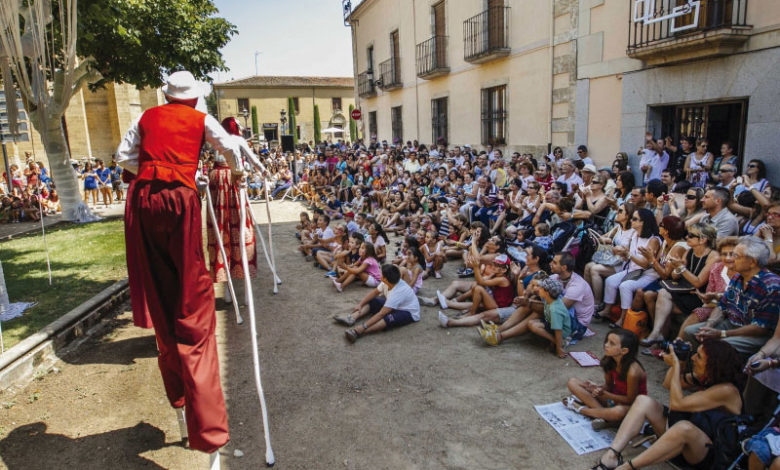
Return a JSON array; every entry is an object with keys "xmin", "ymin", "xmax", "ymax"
[
  {"xmin": 748, "ymin": 164, "xmax": 758, "ymax": 168},
  {"xmin": 685, "ymin": 195, "xmax": 698, "ymax": 200},
  {"xmin": 631, "ymin": 217, "xmax": 641, "ymax": 222},
  {"xmin": 686, "ymin": 233, "xmax": 701, "ymax": 239},
  {"xmin": 719, "ymin": 168, "xmax": 735, "ymax": 173}
]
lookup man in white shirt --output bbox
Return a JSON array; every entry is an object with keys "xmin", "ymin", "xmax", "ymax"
[
  {"xmin": 403, "ymin": 152, "xmax": 421, "ymax": 173},
  {"xmin": 638, "ymin": 141, "xmax": 659, "ymax": 185},
  {"xmin": 335, "ymin": 264, "xmax": 421, "ymax": 342},
  {"xmin": 556, "ymin": 159, "xmax": 583, "ymax": 193}
]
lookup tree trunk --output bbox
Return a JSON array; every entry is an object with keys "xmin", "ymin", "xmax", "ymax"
[{"xmin": 39, "ymin": 115, "xmax": 99, "ymax": 222}]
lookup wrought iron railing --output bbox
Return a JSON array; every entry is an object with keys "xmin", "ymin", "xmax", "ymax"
[
  {"xmin": 357, "ymin": 71, "xmax": 376, "ymax": 97},
  {"xmin": 378, "ymin": 58, "xmax": 401, "ymax": 89},
  {"xmin": 628, "ymin": 0, "xmax": 749, "ymax": 52},
  {"xmin": 416, "ymin": 36, "xmax": 449, "ymax": 77},
  {"xmin": 463, "ymin": 6, "xmax": 510, "ymax": 62}
]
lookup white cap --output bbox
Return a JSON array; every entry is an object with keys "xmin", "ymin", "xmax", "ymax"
[
  {"xmin": 163, "ymin": 71, "xmax": 201, "ymax": 100},
  {"xmin": 582, "ymin": 163, "xmax": 597, "ymax": 174}
]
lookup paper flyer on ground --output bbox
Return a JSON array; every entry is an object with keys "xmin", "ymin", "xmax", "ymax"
[{"xmin": 534, "ymin": 402, "xmax": 616, "ymax": 455}]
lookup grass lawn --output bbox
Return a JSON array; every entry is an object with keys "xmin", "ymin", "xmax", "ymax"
[{"xmin": 1, "ymin": 219, "xmax": 127, "ymax": 350}]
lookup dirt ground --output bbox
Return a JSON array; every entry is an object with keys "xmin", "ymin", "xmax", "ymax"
[{"xmin": 0, "ymin": 200, "xmax": 671, "ymax": 469}]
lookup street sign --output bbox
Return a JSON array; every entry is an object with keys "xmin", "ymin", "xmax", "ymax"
[{"xmin": 351, "ymin": 108, "xmax": 362, "ymax": 120}]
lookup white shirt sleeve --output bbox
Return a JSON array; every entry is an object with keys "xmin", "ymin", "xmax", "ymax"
[
  {"xmin": 116, "ymin": 115, "xmax": 143, "ymax": 175},
  {"xmin": 234, "ymin": 136, "xmax": 267, "ymax": 174},
  {"xmin": 204, "ymin": 114, "xmax": 242, "ymax": 173}
]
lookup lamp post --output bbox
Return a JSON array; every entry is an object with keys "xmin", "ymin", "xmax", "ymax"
[
  {"xmin": 240, "ymin": 107, "xmax": 251, "ymax": 139},
  {"xmin": 279, "ymin": 109, "xmax": 287, "ymax": 136}
]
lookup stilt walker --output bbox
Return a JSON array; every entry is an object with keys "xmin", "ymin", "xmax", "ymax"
[
  {"xmin": 204, "ymin": 117, "xmax": 259, "ymax": 308},
  {"xmin": 116, "ymin": 71, "xmax": 240, "ymax": 469}
]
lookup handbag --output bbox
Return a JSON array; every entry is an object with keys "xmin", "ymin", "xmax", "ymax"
[
  {"xmin": 589, "ymin": 229, "xmax": 623, "ymax": 267},
  {"xmin": 623, "ymin": 268, "xmax": 644, "ymax": 282},
  {"xmin": 660, "ymin": 279, "xmax": 694, "ymax": 293}
]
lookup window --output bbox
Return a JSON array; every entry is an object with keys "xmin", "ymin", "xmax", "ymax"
[
  {"xmin": 367, "ymin": 45, "xmax": 374, "ymax": 72},
  {"xmin": 431, "ymin": 97, "xmax": 448, "ymax": 145},
  {"xmin": 368, "ymin": 111, "xmax": 378, "ymax": 140},
  {"xmin": 332, "ymin": 97, "xmax": 342, "ymax": 112},
  {"xmin": 292, "ymin": 97, "xmax": 300, "ymax": 114},
  {"xmin": 481, "ymin": 85, "xmax": 506, "ymax": 145},
  {"xmin": 237, "ymin": 98, "xmax": 249, "ymax": 114},
  {"xmin": 390, "ymin": 30, "xmax": 401, "ymax": 84},
  {"xmin": 391, "ymin": 106, "xmax": 403, "ymax": 143}
]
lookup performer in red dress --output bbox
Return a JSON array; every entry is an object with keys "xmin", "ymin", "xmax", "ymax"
[
  {"xmin": 116, "ymin": 71, "xmax": 240, "ymax": 465},
  {"xmin": 206, "ymin": 117, "xmax": 258, "ymax": 302}
]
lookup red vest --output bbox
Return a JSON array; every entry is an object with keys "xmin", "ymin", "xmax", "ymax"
[{"xmin": 136, "ymin": 103, "xmax": 205, "ymax": 190}]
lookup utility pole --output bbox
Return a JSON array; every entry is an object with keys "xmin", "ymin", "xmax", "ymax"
[{"xmin": 254, "ymin": 51, "xmax": 262, "ymax": 76}]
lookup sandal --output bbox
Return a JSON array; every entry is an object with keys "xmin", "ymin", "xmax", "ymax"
[
  {"xmin": 344, "ymin": 328, "xmax": 360, "ymax": 343},
  {"xmin": 562, "ymin": 395, "xmax": 585, "ymax": 413},
  {"xmin": 591, "ymin": 447, "xmax": 624, "ymax": 470}
]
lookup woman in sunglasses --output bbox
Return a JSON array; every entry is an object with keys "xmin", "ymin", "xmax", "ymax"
[
  {"xmin": 669, "ymin": 186, "xmax": 705, "ymax": 227},
  {"xmin": 758, "ymin": 202, "xmax": 780, "ymax": 273},
  {"xmin": 683, "ymin": 139, "xmax": 712, "ymax": 189}
]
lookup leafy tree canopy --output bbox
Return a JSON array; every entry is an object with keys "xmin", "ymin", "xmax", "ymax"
[{"xmin": 77, "ymin": 0, "xmax": 236, "ymax": 89}]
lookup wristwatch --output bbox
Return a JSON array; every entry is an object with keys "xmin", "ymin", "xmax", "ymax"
[{"xmin": 721, "ymin": 330, "xmax": 727, "ymax": 338}]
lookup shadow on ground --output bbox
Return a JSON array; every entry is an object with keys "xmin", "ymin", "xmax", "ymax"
[{"xmin": 0, "ymin": 421, "xmax": 171, "ymax": 469}]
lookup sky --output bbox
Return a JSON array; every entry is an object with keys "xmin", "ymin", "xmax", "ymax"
[{"xmin": 209, "ymin": 0, "xmax": 355, "ymax": 83}]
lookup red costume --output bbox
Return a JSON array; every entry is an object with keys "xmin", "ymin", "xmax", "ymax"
[
  {"xmin": 206, "ymin": 118, "xmax": 257, "ymax": 283},
  {"xmin": 120, "ymin": 101, "xmax": 230, "ymax": 453}
]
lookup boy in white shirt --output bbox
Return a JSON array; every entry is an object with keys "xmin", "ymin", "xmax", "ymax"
[{"xmin": 334, "ymin": 264, "xmax": 421, "ymax": 342}]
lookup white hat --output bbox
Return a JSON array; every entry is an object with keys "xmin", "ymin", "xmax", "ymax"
[
  {"xmin": 582, "ymin": 163, "xmax": 597, "ymax": 173},
  {"xmin": 163, "ymin": 71, "xmax": 201, "ymax": 100}
]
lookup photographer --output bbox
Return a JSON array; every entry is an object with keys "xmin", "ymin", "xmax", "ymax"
[{"xmin": 592, "ymin": 340, "xmax": 744, "ymax": 470}]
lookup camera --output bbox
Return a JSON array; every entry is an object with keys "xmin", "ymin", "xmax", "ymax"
[{"xmin": 659, "ymin": 339, "xmax": 692, "ymax": 362}]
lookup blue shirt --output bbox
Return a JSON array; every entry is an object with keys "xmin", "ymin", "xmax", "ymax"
[
  {"xmin": 96, "ymin": 167, "xmax": 111, "ymax": 185},
  {"xmin": 719, "ymin": 269, "xmax": 780, "ymax": 330}
]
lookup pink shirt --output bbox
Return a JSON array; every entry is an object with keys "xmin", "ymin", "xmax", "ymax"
[{"xmin": 362, "ymin": 257, "xmax": 382, "ymax": 281}]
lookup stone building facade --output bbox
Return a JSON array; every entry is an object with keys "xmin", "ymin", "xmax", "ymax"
[
  {"xmin": 1, "ymin": 82, "xmax": 163, "ymax": 170},
  {"xmin": 347, "ymin": 0, "xmax": 780, "ymax": 178},
  {"xmin": 213, "ymin": 76, "xmax": 356, "ymax": 144}
]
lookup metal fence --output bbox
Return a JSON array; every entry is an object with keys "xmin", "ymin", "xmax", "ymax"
[
  {"xmin": 628, "ymin": 0, "xmax": 748, "ymax": 51},
  {"xmin": 416, "ymin": 35, "xmax": 448, "ymax": 77},
  {"xmin": 378, "ymin": 58, "xmax": 401, "ymax": 89},
  {"xmin": 463, "ymin": 6, "xmax": 510, "ymax": 62}
]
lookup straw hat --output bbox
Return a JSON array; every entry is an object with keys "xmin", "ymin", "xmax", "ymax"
[{"xmin": 162, "ymin": 71, "xmax": 201, "ymax": 100}]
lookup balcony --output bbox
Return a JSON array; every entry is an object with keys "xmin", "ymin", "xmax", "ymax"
[
  {"xmin": 463, "ymin": 6, "xmax": 510, "ymax": 64},
  {"xmin": 377, "ymin": 58, "xmax": 402, "ymax": 91},
  {"xmin": 627, "ymin": 0, "xmax": 751, "ymax": 65},
  {"xmin": 416, "ymin": 36, "xmax": 449, "ymax": 79},
  {"xmin": 357, "ymin": 71, "xmax": 376, "ymax": 98}
]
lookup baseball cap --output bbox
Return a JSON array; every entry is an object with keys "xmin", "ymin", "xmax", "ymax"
[
  {"xmin": 582, "ymin": 164, "xmax": 597, "ymax": 174},
  {"xmin": 493, "ymin": 254, "xmax": 511, "ymax": 265}
]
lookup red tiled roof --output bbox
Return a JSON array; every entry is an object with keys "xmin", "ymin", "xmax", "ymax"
[{"xmin": 215, "ymin": 76, "xmax": 355, "ymax": 89}]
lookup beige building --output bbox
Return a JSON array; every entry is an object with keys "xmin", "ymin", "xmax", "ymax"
[
  {"xmin": 213, "ymin": 76, "xmax": 356, "ymax": 144},
  {"xmin": 1, "ymin": 82, "xmax": 164, "ymax": 169},
  {"xmin": 347, "ymin": 0, "xmax": 780, "ymax": 179}
]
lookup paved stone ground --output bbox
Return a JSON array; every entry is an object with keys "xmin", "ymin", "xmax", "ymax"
[{"xmin": 0, "ymin": 200, "xmax": 671, "ymax": 469}]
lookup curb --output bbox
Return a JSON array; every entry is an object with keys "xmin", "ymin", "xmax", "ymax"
[{"xmin": 0, "ymin": 278, "xmax": 130, "ymax": 392}]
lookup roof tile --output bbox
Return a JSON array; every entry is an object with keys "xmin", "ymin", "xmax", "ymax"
[{"xmin": 216, "ymin": 75, "xmax": 354, "ymax": 88}]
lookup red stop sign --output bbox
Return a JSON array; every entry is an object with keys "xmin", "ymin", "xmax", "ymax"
[{"xmin": 351, "ymin": 108, "xmax": 362, "ymax": 120}]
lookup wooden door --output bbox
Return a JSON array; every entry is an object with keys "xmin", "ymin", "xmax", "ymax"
[
  {"xmin": 391, "ymin": 30, "xmax": 400, "ymax": 83},
  {"xmin": 433, "ymin": 1, "xmax": 446, "ymax": 66},
  {"xmin": 487, "ymin": 0, "xmax": 504, "ymax": 49}
]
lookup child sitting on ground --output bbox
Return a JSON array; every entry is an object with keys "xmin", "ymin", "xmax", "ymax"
[
  {"xmin": 296, "ymin": 211, "xmax": 312, "ymax": 240},
  {"xmin": 331, "ymin": 241, "xmax": 382, "ymax": 292},
  {"xmin": 398, "ymin": 247, "xmax": 425, "ymax": 294},
  {"xmin": 421, "ymin": 229, "xmax": 445, "ymax": 279},
  {"xmin": 564, "ymin": 328, "xmax": 647, "ymax": 430},
  {"xmin": 333, "ymin": 264, "xmax": 421, "ymax": 343},
  {"xmin": 528, "ymin": 277, "xmax": 570, "ymax": 358}
]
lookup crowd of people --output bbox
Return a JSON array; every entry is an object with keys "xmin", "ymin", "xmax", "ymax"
[
  {"xmin": 281, "ymin": 134, "xmax": 780, "ymax": 469},
  {"xmin": 0, "ymin": 159, "xmax": 60, "ymax": 223}
]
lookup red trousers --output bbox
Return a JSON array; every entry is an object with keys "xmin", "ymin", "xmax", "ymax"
[{"xmin": 125, "ymin": 180, "xmax": 229, "ymax": 453}]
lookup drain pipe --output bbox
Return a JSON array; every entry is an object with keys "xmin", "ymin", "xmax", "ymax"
[
  {"xmin": 547, "ymin": 1, "xmax": 555, "ymax": 156},
  {"xmin": 413, "ymin": 0, "xmax": 421, "ymax": 141}
]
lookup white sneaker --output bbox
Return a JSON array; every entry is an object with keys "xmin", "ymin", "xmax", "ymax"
[
  {"xmin": 438, "ymin": 311, "xmax": 449, "ymax": 328},
  {"xmin": 436, "ymin": 290, "xmax": 448, "ymax": 309},
  {"xmin": 434, "ymin": 271, "xmax": 442, "ymax": 279},
  {"xmin": 332, "ymin": 278, "xmax": 343, "ymax": 292},
  {"xmin": 418, "ymin": 296, "xmax": 436, "ymax": 306}
]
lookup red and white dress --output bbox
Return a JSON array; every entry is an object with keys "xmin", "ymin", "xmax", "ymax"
[{"xmin": 207, "ymin": 162, "xmax": 257, "ymax": 281}]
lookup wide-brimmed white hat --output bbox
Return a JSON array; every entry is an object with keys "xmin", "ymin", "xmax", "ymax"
[{"xmin": 163, "ymin": 71, "xmax": 201, "ymax": 100}]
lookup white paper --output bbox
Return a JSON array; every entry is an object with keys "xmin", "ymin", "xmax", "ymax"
[
  {"xmin": 534, "ymin": 402, "xmax": 616, "ymax": 455},
  {"xmin": 0, "ymin": 302, "xmax": 36, "ymax": 322}
]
